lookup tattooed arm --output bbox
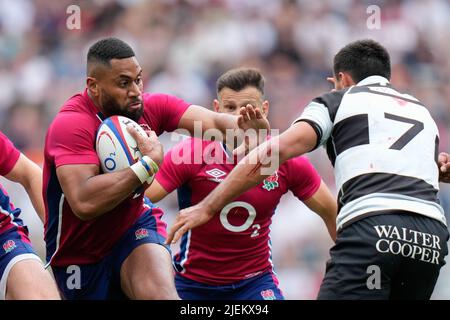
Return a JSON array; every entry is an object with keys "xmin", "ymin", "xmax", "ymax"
[{"xmin": 166, "ymin": 121, "xmax": 318, "ymax": 244}]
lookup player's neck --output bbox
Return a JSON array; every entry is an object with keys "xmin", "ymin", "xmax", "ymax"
[{"xmin": 87, "ymin": 90, "xmax": 107, "ymax": 115}]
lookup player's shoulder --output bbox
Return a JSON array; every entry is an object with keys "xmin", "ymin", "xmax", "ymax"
[
  {"xmin": 51, "ymin": 108, "xmax": 95, "ymax": 128},
  {"xmin": 310, "ymin": 88, "xmax": 350, "ymax": 122},
  {"xmin": 283, "ymin": 155, "xmax": 312, "ymax": 169},
  {"xmin": 58, "ymin": 91, "xmax": 91, "ymax": 112},
  {"xmin": 0, "ymin": 130, "xmax": 19, "ymax": 160},
  {"xmin": 280, "ymin": 155, "xmax": 318, "ymax": 181},
  {"xmin": 142, "ymin": 92, "xmax": 168, "ymax": 104},
  {"xmin": 313, "ymin": 88, "xmax": 349, "ymax": 106},
  {"xmin": 142, "ymin": 92, "xmax": 182, "ymax": 107},
  {"xmin": 142, "ymin": 92, "xmax": 189, "ymax": 109},
  {"xmin": 48, "ymin": 100, "xmax": 97, "ymax": 139},
  {"xmin": 0, "ymin": 130, "xmax": 11, "ymax": 145},
  {"xmin": 51, "ymin": 91, "xmax": 95, "ymax": 125}
]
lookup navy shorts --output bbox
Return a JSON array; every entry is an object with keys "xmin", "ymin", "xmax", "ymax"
[
  {"xmin": 52, "ymin": 203, "xmax": 170, "ymax": 300},
  {"xmin": 318, "ymin": 211, "xmax": 449, "ymax": 300},
  {"xmin": 175, "ymin": 271, "xmax": 284, "ymax": 300},
  {"xmin": 0, "ymin": 225, "xmax": 42, "ymax": 299}
]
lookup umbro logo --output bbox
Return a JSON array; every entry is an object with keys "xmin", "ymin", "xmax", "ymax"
[
  {"xmin": 206, "ymin": 169, "xmax": 226, "ymax": 178},
  {"xmin": 206, "ymin": 168, "xmax": 226, "ymax": 182}
]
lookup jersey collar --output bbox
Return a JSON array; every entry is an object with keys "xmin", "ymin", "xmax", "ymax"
[
  {"xmin": 221, "ymin": 142, "xmax": 232, "ymax": 158},
  {"xmin": 356, "ymin": 75, "xmax": 390, "ymax": 86}
]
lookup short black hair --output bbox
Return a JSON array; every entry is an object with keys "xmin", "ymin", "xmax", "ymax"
[
  {"xmin": 216, "ymin": 68, "xmax": 265, "ymax": 97},
  {"xmin": 87, "ymin": 37, "xmax": 135, "ymax": 69},
  {"xmin": 333, "ymin": 39, "xmax": 391, "ymax": 83}
]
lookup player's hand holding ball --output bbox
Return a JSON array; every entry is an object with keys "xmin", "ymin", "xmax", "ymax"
[
  {"xmin": 96, "ymin": 115, "xmax": 162, "ymax": 185},
  {"xmin": 126, "ymin": 125, "xmax": 163, "ymax": 167}
]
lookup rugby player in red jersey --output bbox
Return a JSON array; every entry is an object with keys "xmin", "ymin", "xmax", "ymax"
[
  {"xmin": 43, "ymin": 38, "xmax": 269, "ymax": 300},
  {"xmin": 146, "ymin": 68, "xmax": 337, "ymax": 300}
]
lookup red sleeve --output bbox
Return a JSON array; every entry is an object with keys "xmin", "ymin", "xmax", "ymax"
[
  {"xmin": 155, "ymin": 138, "xmax": 204, "ymax": 193},
  {"xmin": 142, "ymin": 93, "xmax": 191, "ymax": 136},
  {"xmin": 47, "ymin": 112, "xmax": 100, "ymax": 167},
  {"xmin": 0, "ymin": 131, "xmax": 20, "ymax": 176},
  {"xmin": 286, "ymin": 156, "xmax": 321, "ymax": 201}
]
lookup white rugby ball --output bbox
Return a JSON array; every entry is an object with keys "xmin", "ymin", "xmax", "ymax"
[{"xmin": 96, "ymin": 115, "xmax": 148, "ymax": 173}]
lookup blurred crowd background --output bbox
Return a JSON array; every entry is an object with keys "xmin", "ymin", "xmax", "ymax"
[{"xmin": 1, "ymin": 0, "xmax": 450, "ymax": 299}]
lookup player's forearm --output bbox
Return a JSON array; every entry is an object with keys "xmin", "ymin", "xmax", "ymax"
[
  {"xmin": 203, "ymin": 126, "xmax": 313, "ymax": 212},
  {"xmin": 325, "ymin": 219, "xmax": 337, "ymax": 242},
  {"xmin": 180, "ymin": 105, "xmax": 238, "ymax": 134},
  {"xmin": 319, "ymin": 213, "xmax": 337, "ymax": 242},
  {"xmin": 144, "ymin": 179, "xmax": 169, "ymax": 203},
  {"xmin": 212, "ymin": 112, "xmax": 239, "ymax": 133},
  {"xmin": 202, "ymin": 166, "xmax": 268, "ymax": 214},
  {"xmin": 24, "ymin": 172, "xmax": 46, "ymax": 224},
  {"xmin": 6, "ymin": 154, "xmax": 46, "ymax": 223},
  {"xmin": 304, "ymin": 181, "xmax": 338, "ymax": 242},
  {"xmin": 180, "ymin": 105, "xmax": 241, "ymax": 145},
  {"xmin": 71, "ymin": 169, "xmax": 142, "ymax": 220},
  {"xmin": 207, "ymin": 112, "xmax": 242, "ymax": 146},
  {"xmin": 202, "ymin": 140, "xmax": 278, "ymax": 213}
]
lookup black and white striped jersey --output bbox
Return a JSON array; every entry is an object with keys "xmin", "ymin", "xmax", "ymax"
[{"xmin": 294, "ymin": 75, "xmax": 445, "ymax": 230}]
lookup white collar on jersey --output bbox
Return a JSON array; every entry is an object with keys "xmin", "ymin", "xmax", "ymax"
[{"xmin": 356, "ymin": 75, "xmax": 390, "ymax": 86}]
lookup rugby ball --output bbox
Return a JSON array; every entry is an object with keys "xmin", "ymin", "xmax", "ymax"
[{"xmin": 96, "ymin": 115, "xmax": 148, "ymax": 173}]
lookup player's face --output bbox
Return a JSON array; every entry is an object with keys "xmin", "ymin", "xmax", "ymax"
[
  {"xmin": 214, "ymin": 86, "xmax": 269, "ymax": 116},
  {"xmin": 98, "ymin": 57, "xmax": 144, "ymax": 121}
]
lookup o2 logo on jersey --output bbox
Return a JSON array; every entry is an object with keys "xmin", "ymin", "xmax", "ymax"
[{"xmin": 219, "ymin": 201, "xmax": 260, "ymax": 238}]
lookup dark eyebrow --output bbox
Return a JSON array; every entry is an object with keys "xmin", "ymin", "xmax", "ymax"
[
  {"xmin": 117, "ymin": 69, "xmax": 143, "ymax": 80},
  {"xmin": 117, "ymin": 75, "xmax": 132, "ymax": 80},
  {"xmin": 223, "ymin": 101, "xmax": 237, "ymax": 107}
]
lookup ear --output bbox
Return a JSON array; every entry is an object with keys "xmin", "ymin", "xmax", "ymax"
[
  {"xmin": 339, "ymin": 72, "xmax": 356, "ymax": 88},
  {"xmin": 213, "ymin": 99, "xmax": 220, "ymax": 112},
  {"xmin": 86, "ymin": 77, "xmax": 99, "ymax": 97},
  {"xmin": 262, "ymin": 100, "xmax": 269, "ymax": 117}
]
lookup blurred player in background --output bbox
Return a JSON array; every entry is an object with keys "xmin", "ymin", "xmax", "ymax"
[
  {"xmin": 167, "ymin": 39, "xmax": 449, "ymax": 300},
  {"xmin": 0, "ymin": 131, "xmax": 60, "ymax": 299},
  {"xmin": 146, "ymin": 68, "xmax": 337, "ymax": 300},
  {"xmin": 43, "ymin": 37, "xmax": 269, "ymax": 299}
]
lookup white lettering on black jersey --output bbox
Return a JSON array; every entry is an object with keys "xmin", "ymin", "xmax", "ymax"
[{"xmin": 293, "ymin": 76, "xmax": 445, "ymax": 230}]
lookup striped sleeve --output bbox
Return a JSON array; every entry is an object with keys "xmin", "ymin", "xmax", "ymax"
[{"xmin": 292, "ymin": 101, "xmax": 333, "ymax": 148}]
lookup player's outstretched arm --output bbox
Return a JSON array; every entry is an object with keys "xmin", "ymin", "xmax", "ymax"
[
  {"xmin": 4, "ymin": 153, "xmax": 45, "ymax": 224},
  {"xmin": 166, "ymin": 121, "xmax": 318, "ymax": 244},
  {"xmin": 145, "ymin": 180, "xmax": 169, "ymax": 203},
  {"xmin": 303, "ymin": 180, "xmax": 338, "ymax": 241},
  {"xmin": 178, "ymin": 104, "xmax": 270, "ymax": 144},
  {"xmin": 438, "ymin": 152, "xmax": 450, "ymax": 183}
]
